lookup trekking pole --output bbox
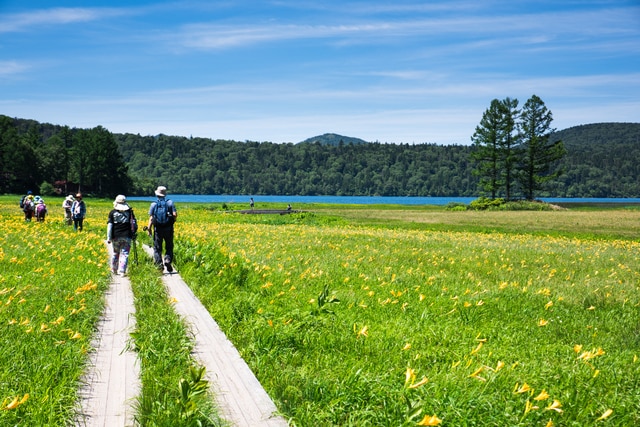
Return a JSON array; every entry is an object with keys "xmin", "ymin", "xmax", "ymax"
[{"xmin": 132, "ymin": 233, "xmax": 138, "ymax": 265}]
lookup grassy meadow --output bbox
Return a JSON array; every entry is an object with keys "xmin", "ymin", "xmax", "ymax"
[
  {"xmin": 176, "ymin": 202, "xmax": 640, "ymax": 426},
  {"xmin": 0, "ymin": 196, "xmax": 220, "ymax": 426},
  {"xmin": 1, "ymin": 195, "xmax": 639, "ymax": 426}
]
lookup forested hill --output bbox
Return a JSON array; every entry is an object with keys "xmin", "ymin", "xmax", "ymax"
[
  {"xmin": 2, "ymin": 115, "xmax": 640, "ymax": 197},
  {"xmin": 114, "ymin": 122, "xmax": 640, "ymax": 197},
  {"xmin": 547, "ymin": 123, "xmax": 640, "ymax": 198}
]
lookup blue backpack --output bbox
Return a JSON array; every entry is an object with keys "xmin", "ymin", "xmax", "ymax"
[{"xmin": 153, "ymin": 198, "xmax": 172, "ymax": 225}]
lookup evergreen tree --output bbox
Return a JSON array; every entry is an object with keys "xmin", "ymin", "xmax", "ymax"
[
  {"xmin": 470, "ymin": 99, "xmax": 511, "ymax": 199},
  {"xmin": 500, "ymin": 97, "xmax": 520, "ymax": 200},
  {"xmin": 517, "ymin": 95, "xmax": 566, "ymax": 200}
]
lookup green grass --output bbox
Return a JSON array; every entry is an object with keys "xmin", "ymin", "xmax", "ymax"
[
  {"xmin": 0, "ymin": 196, "xmax": 221, "ymax": 426},
  {"xmin": 174, "ymin": 203, "xmax": 640, "ymax": 426},
  {"xmin": 0, "ymin": 200, "xmax": 109, "ymax": 424},
  {"xmin": 2, "ymin": 195, "xmax": 640, "ymax": 425}
]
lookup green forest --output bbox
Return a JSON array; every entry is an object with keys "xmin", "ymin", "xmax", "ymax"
[{"xmin": 1, "ymin": 114, "xmax": 639, "ymax": 198}]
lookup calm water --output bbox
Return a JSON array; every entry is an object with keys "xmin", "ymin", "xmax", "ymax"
[{"xmin": 128, "ymin": 195, "xmax": 640, "ymax": 206}]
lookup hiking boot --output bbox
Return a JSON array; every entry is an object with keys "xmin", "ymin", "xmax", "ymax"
[{"xmin": 165, "ymin": 261, "xmax": 173, "ymax": 273}]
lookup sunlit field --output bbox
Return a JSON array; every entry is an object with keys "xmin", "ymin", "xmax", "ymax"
[
  {"xmin": 0, "ymin": 198, "xmax": 108, "ymax": 424},
  {"xmin": 0, "ymin": 197, "xmax": 219, "ymax": 426},
  {"xmin": 175, "ymin": 204, "xmax": 640, "ymax": 426},
  {"xmin": 1, "ymin": 196, "xmax": 639, "ymax": 426}
]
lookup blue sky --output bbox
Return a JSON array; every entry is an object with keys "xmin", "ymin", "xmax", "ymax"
[{"xmin": 1, "ymin": 1, "xmax": 638, "ymax": 144}]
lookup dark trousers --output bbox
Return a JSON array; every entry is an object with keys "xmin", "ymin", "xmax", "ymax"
[{"xmin": 153, "ymin": 225, "xmax": 174, "ymax": 266}]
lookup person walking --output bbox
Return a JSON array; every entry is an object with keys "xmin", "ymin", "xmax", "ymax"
[
  {"xmin": 107, "ymin": 195, "xmax": 137, "ymax": 275},
  {"xmin": 147, "ymin": 186, "xmax": 177, "ymax": 272},
  {"xmin": 62, "ymin": 195, "xmax": 74, "ymax": 225},
  {"xmin": 22, "ymin": 191, "xmax": 35, "ymax": 221},
  {"xmin": 35, "ymin": 198, "xmax": 47, "ymax": 222},
  {"xmin": 71, "ymin": 193, "xmax": 86, "ymax": 231}
]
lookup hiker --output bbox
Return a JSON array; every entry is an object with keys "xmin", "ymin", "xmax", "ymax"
[
  {"xmin": 35, "ymin": 199, "xmax": 47, "ymax": 222},
  {"xmin": 107, "ymin": 195, "xmax": 137, "ymax": 275},
  {"xmin": 250, "ymin": 197, "xmax": 254, "ymax": 210},
  {"xmin": 147, "ymin": 186, "xmax": 177, "ymax": 272},
  {"xmin": 22, "ymin": 191, "xmax": 35, "ymax": 221},
  {"xmin": 62, "ymin": 195, "xmax": 74, "ymax": 225},
  {"xmin": 71, "ymin": 193, "xmax": 86, "ymax": 231}
]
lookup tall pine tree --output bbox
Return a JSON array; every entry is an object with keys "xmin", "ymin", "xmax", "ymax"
[{"xmin": 517, "ymin": 95, "xmax": 566, "ymax": 200}]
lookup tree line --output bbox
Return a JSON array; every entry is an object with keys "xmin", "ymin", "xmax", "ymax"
[
  {"xmin": 0, "ymin": 115, "xmax": 130, "ymax": 196},
  {"xmin": 1, "ymin": 114, "xmax": 639, "ymax": 198}
]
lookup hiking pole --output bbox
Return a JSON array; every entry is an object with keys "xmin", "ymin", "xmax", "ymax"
[{"xmin": 132, "ymin": 233, "xmax": 138, "ymax": 265}]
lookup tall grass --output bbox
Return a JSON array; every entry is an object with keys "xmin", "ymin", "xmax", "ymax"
[
  {"xmin": 0, "ymin": 202, "xmax": 108, "ymax": 425},
  {"xmin": 175, "ymin": 207, "xmax": 640, "ymax": 426},
  {"xmin": 0, "ymin": 196, "xmax": 222, "ymax": 425}
]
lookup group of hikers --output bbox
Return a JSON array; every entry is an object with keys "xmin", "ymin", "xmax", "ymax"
[
  {"xmin": 106, "ymin": 186, "xmax": 177, "ymax": 276},
  {"xmin": 20, "ymin": 185, "xmax": 177, "ymax": 277}
]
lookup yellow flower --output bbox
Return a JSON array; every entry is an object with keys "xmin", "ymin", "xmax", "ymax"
[
  {"xmin": 408, "ymin": 376, "xmax": 428, "ymax": 389},
  {"xmin": 495, "ymin": 361, "xmax": 505, "ymax": 371},
  {"xmin": 358, "ymin": 325, "xmax": 368, "ymax": 337},
  {"xmin": 3, "ymin": 396, "xmax": 19, "ymax": 410},
  {"xmin": 2, "ymin": 394, "xmax": 28, "ymax": 410},
  {"xmin": 538, "ymin": 318, "xmax": 549, "ymax": 327},
  {"xmin": 596, "ymin": 409, "xmax": 613, "ymax": 421},
  {"xmin": 524, "ymin": 399, "xmax": 539, "ymax": 414},
  {"xmin": 545, "ymin": 419, "xmax": 554, "ymax": 427},
  {"xmin": 544, "ymin": 301, "xmax": 553, "ymax": 310},
  {"xmin": 403, "ymin": 343, "xmax": 412, "ymax": 351},
  {"xmin": 469, "ymin": 366, "xmax": 484, "ymax": 377},
  {"xmin": 545, "ymin": 400, "xmax": 563, "ymax": 413},
  {"xmin": 417, "ymin": 414, "xmax": 442, "ymax": 426},
  {"xmin": 470, "ymin": 341, "xmax": 483, "ymax": 355},
  {"xmin": 533, "ymin": 390, "xmax": 550, "ymax": 401},
  {"xmin": 405, "ymin": 367, "xmax": 416, "ymax": 385},
  {"xmin": 514, "ymin": 382, "xmax": 531, "ymax": 394}
]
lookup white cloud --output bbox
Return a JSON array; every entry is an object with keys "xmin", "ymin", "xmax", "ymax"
[{"xmin": 0, "ymin": 61, "xmax": 29, "ymax": 77}]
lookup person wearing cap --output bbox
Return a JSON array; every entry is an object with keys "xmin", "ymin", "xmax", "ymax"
[
  {"xmin": 22, "ymin": 191, "xmax": 35, "ymax": 221},
  {"xmin": 107, "ymin": 195, "xmax": 137, "ymax": 275},
  {"xmin": 147, "ymin": 186, "xmax": 177, "ymax": 272},
  {"xmin": 62, "ymin": 195, "xmax": 75, "ymax": 225},
  {"xmin": 71, "ymin": 193, "xmax": 86, "ymax": 231}
]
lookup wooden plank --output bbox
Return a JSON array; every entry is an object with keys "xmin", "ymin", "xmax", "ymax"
[
  {"xmin": 144, "ymin": 245, "xmax": 288, "ymax": 426},
  {"xmin": 76, "ymin": 269, "xmax": 140, "ymax": 427}
]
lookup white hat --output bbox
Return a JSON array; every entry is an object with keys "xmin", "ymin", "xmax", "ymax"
[
  {"xmin": 155, "ymin": 186, "xmax": 167, "ymax": 197},
  {"xmin": 113, "ymin": 194, "xmax": 129, "ymax": 211},
  {"xmin": 66, "ymin": 195, "xmax": 75, "ymax": 201}
]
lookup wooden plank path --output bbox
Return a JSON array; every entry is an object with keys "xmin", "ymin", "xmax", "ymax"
[
  {"xmin": 76, "ymin": 243, "xmax": 287, "ymax": 426},
  {"xmin": 76, "ymin": 253, "xmax": 140, "ymax": 426},
  {"xmin": 155, "ymin": 256, "xmax": 288, "ymax": 427}
]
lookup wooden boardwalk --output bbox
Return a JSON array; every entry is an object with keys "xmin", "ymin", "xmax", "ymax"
[
  {"xmin": 76, "ymin": 244, "xmax": 287, "ymax": 426},
  {"xmin": 76, "ymin": 252, "xmax": 140, "ymax": 426},
  {"xmin": 152, "ymin": 246, "xmax": 288, "ymax": 426}
]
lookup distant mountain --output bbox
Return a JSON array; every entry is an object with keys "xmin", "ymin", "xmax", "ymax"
[{"xmin": 299, "ymin": 133, "xmax": 369, "ymax": 146}]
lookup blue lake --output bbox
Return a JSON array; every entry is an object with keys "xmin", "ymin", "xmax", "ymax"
[{"xmin": 127, "ymin": 195, "xmax": 640, "ymax": 205}]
